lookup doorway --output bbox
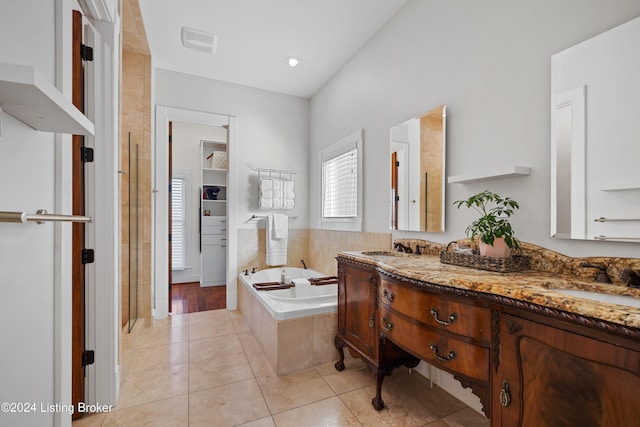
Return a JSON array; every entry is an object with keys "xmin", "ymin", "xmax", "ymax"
[{"xmin": 154, "ymin": 107, "xmax": 239, "ymax": 320}]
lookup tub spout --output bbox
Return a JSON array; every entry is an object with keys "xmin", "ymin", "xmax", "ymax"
[{"xmin": 301, "ymin": 259, "xmax": 308, "ymax": 269}]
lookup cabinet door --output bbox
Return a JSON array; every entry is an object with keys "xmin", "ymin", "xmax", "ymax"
[
  {"xmin": 201, "ymin": 244, "xmax": 226, "ymax": 286},
  {"xmin": 337, "ymin": 262, "xmax": 377, "ymax": 359},
  {"xmin": 493, "ymin": 313, "xmax": 640, "ymax": 427}
]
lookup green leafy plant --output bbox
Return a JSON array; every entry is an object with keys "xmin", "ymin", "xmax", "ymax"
[{"xmin": 453, "ymin": 190, "xmax": 520, "ymax": 250}]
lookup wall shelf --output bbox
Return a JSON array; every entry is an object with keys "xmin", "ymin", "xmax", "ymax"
[
  {"xmin": 0, "ymin": 62, "xmax": 94, "ymax": 135},
  {"xmin": 600, "ymin": 184, "xmax": 640, "ymax": 192},
  {"xmin": 447, "ymin": 165, "xmax": 531, "ymax": 184}
]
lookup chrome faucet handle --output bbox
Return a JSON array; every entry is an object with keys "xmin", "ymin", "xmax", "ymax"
[{"xmin": 580, "ymin": 262, "xmax": 612, "ymax": 283}]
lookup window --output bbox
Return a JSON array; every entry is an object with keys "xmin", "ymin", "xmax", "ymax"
[
  {"xmin": 321, "ymin": 129, "xmax": 363, "ymax": 231},
  {"xmin": 171, "ymin": 175, "xmax": 187, "ymax": 270}
]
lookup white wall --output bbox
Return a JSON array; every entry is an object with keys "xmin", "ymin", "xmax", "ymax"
[
  {"xmin": 309, "ymin": 0, "xmax": 640, "ymax": 258},
  {"xmin": 155, "ymin": 69, "xmax": 310, "ymax": 232},
  {"xmin": 0, "ymin": 2, "xmax": 64, "ymax": 426}
]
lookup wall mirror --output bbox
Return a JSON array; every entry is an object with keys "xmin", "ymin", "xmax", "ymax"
[
  {"xmin": 390, "ymin": 105, "xmax": 446, "ymax": 232},
  {"xmin": 551, "ymin": 16, "xmax": 640, "ymax": 242}
]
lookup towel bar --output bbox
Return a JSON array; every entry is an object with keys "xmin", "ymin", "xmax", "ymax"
[{"xmin": 0, "ymin": 209, "xmax": 93, "ymax": 224}]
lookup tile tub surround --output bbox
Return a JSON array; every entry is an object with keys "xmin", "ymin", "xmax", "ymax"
[
  {"xmin": 238, "ymin": 276, "xmax": 338, "ymax": 375},
  {"xmin": 342, "ymin": 239, "xmax": 640, "ymax": 329}
]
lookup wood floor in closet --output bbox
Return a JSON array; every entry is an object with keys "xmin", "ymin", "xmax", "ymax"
[{"xmin": 171, "ymin": 282, "xmax": 226, "ymax": 314}]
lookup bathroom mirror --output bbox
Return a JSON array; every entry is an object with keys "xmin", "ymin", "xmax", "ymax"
[
  {"xmin": 390, "ymin": 105, "xmax": 446, "ymax": 232},
  {"xmin": 551, "ymin": 16, "xmax": 640, "ymax": 242}
]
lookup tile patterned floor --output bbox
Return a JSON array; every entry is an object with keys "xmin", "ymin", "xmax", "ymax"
[{"xmin": 73, "ymin": 309, "xmax": 489, "ymax": 427}]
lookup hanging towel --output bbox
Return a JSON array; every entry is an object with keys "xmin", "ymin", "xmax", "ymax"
[{"xmin": 266, "ymin": 213, "xmax": 288, "ymax": 265}]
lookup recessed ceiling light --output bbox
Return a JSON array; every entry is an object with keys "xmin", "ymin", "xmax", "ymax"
[
  {"xmin": 287, "ymin": 57, "xmax": 300, "ymax": 67},
  {"xmin": 181, "ymin": 27, "xmax": 216, "ymax": 53}
]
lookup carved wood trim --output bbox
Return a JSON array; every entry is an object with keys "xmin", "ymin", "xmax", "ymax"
[
  {"xmin": 505, "ymin": 318, "xmax": 523, "ymax": 335},
  {"xmin": 455, "ymin": 374, "xmax": 491, "ymax": 418},
  {"xmin": 492, "ymin": 309, "xmax": 501, "ymax": 372}
]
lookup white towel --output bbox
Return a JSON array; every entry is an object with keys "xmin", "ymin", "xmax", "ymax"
[
  {"xmin": 266, "ymin": 214, "xmax": 288, "ymax": 265},
  {"xmin": 259, "ymin": 198, "xmax": 273, "ymax": 209},
  {"xmin": 284, "ymin": 180, "xmax": 294, "ymax": 192},
  {"xmin": 260, "ymin": 178, "xmax": 274, "ymax": 190},
  {"xmin": 283, "ymin": 199, "xmax": 295, "ymax": 210},
  {"xmin": 260, "ymin": 189, "xmax": 274, "ymax": 198}
]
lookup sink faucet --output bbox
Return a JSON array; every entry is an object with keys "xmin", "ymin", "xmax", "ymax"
[
  {"xmin": 620, "ymin": 268, "xmax": 640, "ymax": 288},
  {"xmin": 393, "ymin": 242, "xmax": 412, "ymax": 253},
  {"xmin": 415, "ymin": 244, "xmax": 428, "ymax": 255},
  {"xmin": 580, "ymin": 262, "xmax": 612, "ymax": 283}
]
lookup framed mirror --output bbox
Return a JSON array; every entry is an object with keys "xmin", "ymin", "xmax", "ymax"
[
  {"xmin": 390, "ymin": 105, "xmax": 446, "ymax": 232},
  {"xmin": 551, "ymin": 16, "xmax": 640, "ymax": 242}
]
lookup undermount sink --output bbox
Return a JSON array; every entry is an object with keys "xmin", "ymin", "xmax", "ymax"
[
  {"xmin": 552, "ymin": 289, "xmax": 640, "ymax": 309},
  {"xmin": 361, "ymin": 250, "xmax": 410, "ymax": 257}
]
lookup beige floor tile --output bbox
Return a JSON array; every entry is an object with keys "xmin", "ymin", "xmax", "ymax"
[
  {"xmin": 189, "ymin": 378, "xmax": 270, "ymax": 427},
  {"xmin": 127, "ymin": 341, "xmax": 188, "ymax": 373},
  {"xmin": 189, "ymin": 350, "xmax": 255, "ymax": 392},
  {"xmin": 189, "ymin": 334, "xmax": 243, "ymax": 362},
  {"xmin": 72, "ymin": 411, "xmax": 106, "ymax": 427},
  {"xmin": 256, "ymin": 368, "xmax": 336, "ymax": 414},
  {"xmin": 386, "ymin": 372, "xmax": 468, "ymax": 419},
  {"xmin": 424, "ymin": 420, "xmax": 451, "ymax": 427},
  {"xmin": 102, "ymin": 395, "xmax": 188, "ymax": 426},
  {"xmin": 189, "ymin": 308, "xmax": 230, "ymax": 325},
  {"xmin": 189, "ymin": 318, "xmax": 236, "ymax": 341},
  {"xmin": 136, "ymin": 324, "xmax": 189, "ymax": 348},
  {"xmin": 441, "ymin": 407, "xmax": 489, "ymax": 427},
  {"xmin": 245, "ymin": 346, "xmax": 276, "ymax": 377},
  {"xmin": 339, "ymin": 383, "xmax": 438, "ymax": 427},
  {"xmin": 230, "ymin": 311, "xmax": 251, "ymax": 333},
  {"xmin": 237, "ymin": 330, "xmax": 263, "ymax": 354},
  {"xmin": 150, "ymin": 313, "xmax": 190, "ymax": 329},
  {"xmin": 117, "ymin": 363, "xmax": 188, "ymax": 409},
  {"xmin": 236, "ymin": 416, "xmax": 276, "ymax": 427},
  {"xmin": 272, "ymin": 396, "xmax": 362, "ymax": 427},
  {"xmin": 314, "ymin": 359, "xmax": 375, "ymax": 395}
]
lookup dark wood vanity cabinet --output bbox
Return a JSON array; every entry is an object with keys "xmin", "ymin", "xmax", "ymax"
[
  {"xmin": 492, "ymin": 311, "xmax": 640, "ymax": 427},
  {"xmin": 334, "ymin": 259, "xmax": 419, "ymax": 409}
]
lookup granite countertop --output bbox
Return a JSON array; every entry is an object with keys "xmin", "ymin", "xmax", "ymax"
[{"xmin": 339, "ymin": 251, "xmax": 640, "ymax": 330}]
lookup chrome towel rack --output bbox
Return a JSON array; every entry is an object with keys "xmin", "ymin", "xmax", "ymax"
[
  {"xmin": 0, "ymin": 209, "xmax": 93, "ymax": 224},
  {"xmin": 249, "ymin": 214, "xmax": 298, "ymax": 221}
]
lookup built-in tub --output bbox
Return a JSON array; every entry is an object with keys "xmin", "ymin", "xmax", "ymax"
[
  {"xmin": 237, "ymin": 267, "xmax": 338, "ymax": 375},
  {"xmin": 239, "ymin": 267, "xmax": 337, "ymax": 320}
]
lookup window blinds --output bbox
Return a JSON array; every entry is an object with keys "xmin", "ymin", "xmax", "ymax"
[
  {"xmin": 322, "ymin": 147, "xmax": 358, "ymax": 218},
  {"xmin": 171, "ymin": 177, "xmax": 186, "ymax": 270}
]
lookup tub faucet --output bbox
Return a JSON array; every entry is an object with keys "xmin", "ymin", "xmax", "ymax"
[
  {"xmin": 393, "ymin": 242, "xmax": 412, "ymax": 253},
  {"xmin": 620, "ymin": 268, "xmax": 640, "ymax": 288},
  {"xmin": 300, "ymin": 259, "xmax": 308, "ymax": 269},
  {"xmin": 243, "ymin": 269, "xmax": 249, "ymax": 276},
  {"xmin": 251, "ymin": 266, "xmax": 258, "ymax": 274}
]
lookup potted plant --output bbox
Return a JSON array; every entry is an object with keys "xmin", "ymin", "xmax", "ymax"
[{"xmin": 453, "ymin": 190, "xmax": 520, "ymax": 258}]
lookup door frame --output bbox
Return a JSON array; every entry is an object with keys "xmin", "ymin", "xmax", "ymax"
[
  {"xmin": 153, "ymin": 106, "xmax": 239, "ymax": 319},
  {"xmin": 53, "ymin": 4, "xmax": 120, "ymax": 424}
]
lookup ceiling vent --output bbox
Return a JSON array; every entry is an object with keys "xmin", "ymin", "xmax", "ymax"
[{"xmin": 181, "ymin": 27, "xmax": 217, "ymax": 54}]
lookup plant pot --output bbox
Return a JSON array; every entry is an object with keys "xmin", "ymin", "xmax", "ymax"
[{"xmin": 479, "ymin": 237, "xmax": 511, "ymax": 258}]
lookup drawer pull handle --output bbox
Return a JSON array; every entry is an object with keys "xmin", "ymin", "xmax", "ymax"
[
  {"xmin": 430, "ymin": 307, "xmax": 457, "ymax": 326},
  {"xmin": 382, "ymin": 289, "xmax": 395, "ymax": 304},
  {"xmin": 381, "ymin": 317, "xmax": 394, "ymax": 331},
  {"xmin": 429, "ymin": 343, "xmax": 457, "ymax": 363},
  {"xmin": 500, "ymin": 380, "xmax": 511, "ymax": 407}
]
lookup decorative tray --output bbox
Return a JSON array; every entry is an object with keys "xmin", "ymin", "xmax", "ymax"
[{"xmin": 439, "ymin": 241, "xmax": 530, "ymax": 273}]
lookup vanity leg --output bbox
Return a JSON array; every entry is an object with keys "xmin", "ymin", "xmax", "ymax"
[
  {"xmin": 334, "ymin": 335, "xmax": 345, "ymax": 371},
  {"xmin": 372, "ymin": 366, "xmax": 391, "ymax": 410}
]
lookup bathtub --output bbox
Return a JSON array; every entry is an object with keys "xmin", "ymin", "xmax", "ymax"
[
  {"xmin": 238, "ymin": 267, "xmax": 337, "ymax": 321},
  {"xmin": 237, "ymin": 267, "xmax": 338, "ymax": 375}
]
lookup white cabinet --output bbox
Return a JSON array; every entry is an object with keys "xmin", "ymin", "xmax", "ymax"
[
  {"xmin": 200, "ymin": 137, "xmax": 227, "ymax": 287},
  {"xmin": 201, "ymin": 216, "xmax": 226, "ymax": 286}
]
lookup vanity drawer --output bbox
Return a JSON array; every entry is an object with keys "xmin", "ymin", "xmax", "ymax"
[
  {"xmin": 379, "ymin": 307, "xmax": 489, "ymax": 382},
  {"xmin": 202, "ymin": 234, "xmax": 227, "ymax": 245},
  {"xmin": 379, "ymin": 277, "xmax": 491, "ymax": 343}
]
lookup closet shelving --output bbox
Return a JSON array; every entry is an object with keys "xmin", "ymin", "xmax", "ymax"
[{"xmin": 201, "ymin": 139, "xmax": 228, "ymax": 216}]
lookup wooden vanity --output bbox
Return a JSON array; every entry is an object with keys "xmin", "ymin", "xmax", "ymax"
[{"xmin": 333, "ymin": 253, "xmax": 640, "ymax": 426}]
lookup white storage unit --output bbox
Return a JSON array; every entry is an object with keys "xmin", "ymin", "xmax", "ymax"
[
  {"xmin": 201, "ymin": 216, "xmax": 227, "ymax": 286},
  {"xmin": 201, "ymin": 138, "xmax": 228, "ymax": 286}
]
